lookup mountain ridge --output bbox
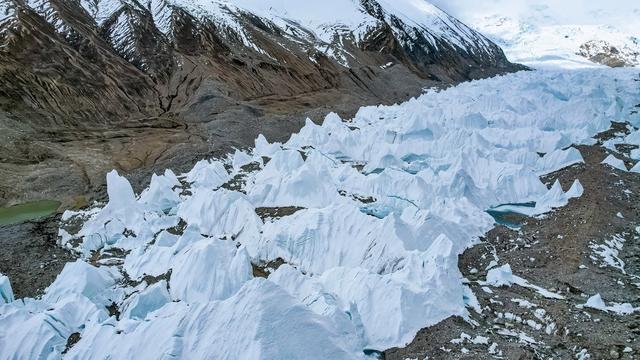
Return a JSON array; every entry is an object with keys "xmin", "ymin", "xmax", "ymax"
[{"xmin": 0, "ymin": 0, "xmax": 523, "ymax": 206}]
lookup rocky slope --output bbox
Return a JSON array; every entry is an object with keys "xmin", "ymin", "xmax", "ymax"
[
  {"xmin": 578, "ymin": 39, "xmax": 640, "ymax": 68},
  {"xmin": 0, "ymin": 0, "xmax": 521, "ymax": 207}
]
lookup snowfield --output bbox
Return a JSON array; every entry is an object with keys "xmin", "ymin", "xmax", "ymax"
[
  {"xmin": 1, "ymin": 67, "xmax": 639, "ymax": 358},
  {"xmin": 432, "ymin": 0, "xmax": 640, "ymax": 68}
]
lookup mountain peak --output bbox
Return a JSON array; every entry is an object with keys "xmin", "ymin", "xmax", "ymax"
[{"xmin": 5, "ymin": 0, "xmax": 511, "ymax": 71}]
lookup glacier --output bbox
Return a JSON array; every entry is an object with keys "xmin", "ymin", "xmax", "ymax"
[{"xmin": 1, "ymin": 67, "xmax": 639, "ymax": 359}]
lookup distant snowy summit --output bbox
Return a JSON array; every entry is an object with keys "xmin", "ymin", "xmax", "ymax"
[
  {"xmin": 476, "ymin": 14, "xmax": 640, "ymax": 68},
  {"xmin": 577, "ymin": 39, "xmax": 639, "ymax": 68},
  {"xmin": 436, "ymin": 0, "xmax": 640, "ymax": 68}
]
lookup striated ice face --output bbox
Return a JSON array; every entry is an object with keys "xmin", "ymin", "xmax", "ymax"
[{"xmin": 2, "ymin": 67, "xmax": 640, "ymax": 359}]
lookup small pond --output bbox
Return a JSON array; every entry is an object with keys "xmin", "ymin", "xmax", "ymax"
[
  {"xmin": 0, "ymin": 200, "xmax": 61, "ymax": 226},
  {"xmin": 486, "ymin": 202, "xmax": 536, "ymax": 230}
]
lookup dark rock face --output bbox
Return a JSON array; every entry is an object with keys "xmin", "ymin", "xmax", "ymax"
[{"xmin": 0, "ymin": 0, "xmax": 524, "ymax": 207}]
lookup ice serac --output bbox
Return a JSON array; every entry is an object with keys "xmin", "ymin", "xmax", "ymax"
[
  {"xmin": 602, "ymin": 154, "xmax": 629, "ymax": 171},
  {"xmin": 0, "ymin": 273, "xmax": 13, "ymax": 304},
  {"xmin": 66, "ymin": 280, "xmax": 363, "ymax": 359},
  {"xmin": 139, "ymin": 169, "xmax": 182, "ymax": 212},
  {"xmin": 536, "ymin": 147, "xmax": 584, "ymax": 175},
  {"xmin": 565, "ymin": 179, "xmax": 584, "ymax": 199},
  {"xmin": 177, "ymin": 188, "xmax": 261, "ymax": 242},
  {"xmin": 0, "ymin": 261, "xmax": 116, "ymax": 359},
  {"xmin": 0, "ymin": 298, "xmax": 104, "ymax": 358},
  {"xmin": 185, "ymin": 159, "xmax": 229, "ymax": 190},
  {"xmin": 69, "ymin": 170, "xmax": 146, "ymax": 256},
  {"xmin": 270, "ymin": 233, "xmax": 466, "ymax": 349},
  {"xmin": 170, "ymin": 239, "xmax": 252, "ymax": 302},
  {"xmin": 248, "ymin": 149, "xmax": 338, "ymax": 208},
  {"xmin": 121, "ymin": 280, "xmax": 171, "ymax": 320}
]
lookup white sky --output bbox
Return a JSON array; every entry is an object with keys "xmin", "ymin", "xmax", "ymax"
[{"xmin": 430, "ymin": 0, "xmax": 640, "ymax": 31}]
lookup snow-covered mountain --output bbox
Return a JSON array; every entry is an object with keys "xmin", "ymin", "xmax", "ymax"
[
  {"xmin": 431, "ymin": 0, "xmax": 640, "ymax": 68},
  {"xmin": 70, "ymin": 0, "xmax": 503, "ymax": 68},
  {"xmin": 17, "ymin": 0, "xmax": 501, "ymax": 64},
  {"xmin": 0, "ymin": 0, "xmax": 516, "ymax": 119}
]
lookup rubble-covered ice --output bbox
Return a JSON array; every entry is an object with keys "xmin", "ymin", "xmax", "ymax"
[{"xmin": 2, "ymin": 68, "xmax": 639, "ymax": 359}]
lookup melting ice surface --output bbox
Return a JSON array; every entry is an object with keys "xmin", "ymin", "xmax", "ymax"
[{"xmin": 1, "ymin": 68, "xmax": 639, "ymax": 359}]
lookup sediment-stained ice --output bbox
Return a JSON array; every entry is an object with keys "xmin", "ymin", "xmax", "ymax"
[{"xmin": 3, "ymin": 68, "xmax": 639, "ymax": 359}]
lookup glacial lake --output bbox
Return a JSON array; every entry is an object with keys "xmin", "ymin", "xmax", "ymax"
[{"xmin": 0, "ymin": 200, "xmax": 61, "ymax": 226}]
